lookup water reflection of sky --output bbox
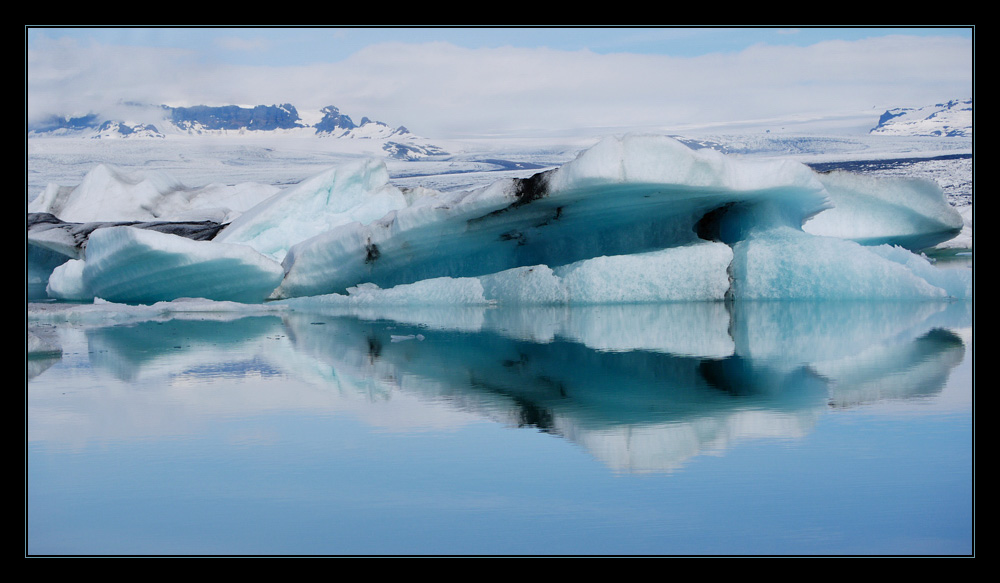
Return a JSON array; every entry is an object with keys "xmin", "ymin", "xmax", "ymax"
[{"xmin": 27, "ymin": 300, "xmax": 972, "ymax": 555}]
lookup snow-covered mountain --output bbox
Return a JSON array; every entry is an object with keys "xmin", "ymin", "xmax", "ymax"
[
  {"xmin": 92, "ymin": 120, "xmax": 165, "ymax": 139},
  {"xmin": 312, "ymin": 106, "xmax": 410, "ymax": 139},
  {"xmin": 870, "ymin": 98, "xmax": 972, "ymax": 137},
  {"xmin": 167, "ymin": 103, "xmax": 305, "ymax": 134},
  {"xmin": 31, "ymin": 102, "xmax": 452, "ymax": 161},
  {"xmin": 28, "ymin": 103, "xmax": 442, "ymax": 157}
]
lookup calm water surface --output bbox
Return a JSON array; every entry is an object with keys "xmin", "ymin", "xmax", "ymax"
[{"xmin": 26, "ymin": 300, "xmax": 973, "ymax": 555}]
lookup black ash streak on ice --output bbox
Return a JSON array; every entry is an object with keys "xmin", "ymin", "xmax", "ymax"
[
  {"xmin": 28, "ymin": 212, "xmax": 227, "ymax": 254},
  {"xmin": 364, "ymin": 240, "xmax": 381, "ymax": 265},
  {"xmin": 359, "ymin": 170, "xmax": 560, "ymax": 271},
  {"xmin": 393, "ymin": 159, "xmax": 551, "ymax": 181},
  {"xmin": 470, "ymin": 169, "xmax": 561, "ymax": 248}
]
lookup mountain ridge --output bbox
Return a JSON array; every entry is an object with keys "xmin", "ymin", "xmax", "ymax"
[
  {"xmin": 28, "ymin": 103, "xmax": 450, "ymax": 160},
  {"xmin": 869, "ymin": 98, "xmax": 972, "ymax": 138},
  {"xmin": 29, "ymin": 103, "xmax": 414, "ymax": 140}
]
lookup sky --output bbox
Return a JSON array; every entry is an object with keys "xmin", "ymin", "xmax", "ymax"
[{"xmin": 25, "ymin": 27, "xmax": 974, "ymax": 138}]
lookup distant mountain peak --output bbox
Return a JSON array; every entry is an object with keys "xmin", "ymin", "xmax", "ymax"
[
  {"xmin": 92, "ymin": 120, "xmax": 165, "ymax": 139},
  {"xmin": 29, "ymin": 102, "xmax": 445, "ymax": 159},
  {"xmin": 870, "ymin": 98, "xmax": 972, "ymax": 138},
  {"xmin": 314, "ymin": 107, "xmax": 410, "ymax": 139},
  {"xmin": 312, "ymin": 105, "xmax": 357, "ymax": 135},
  {"xmin": 168, "ymin": 103, "xmax": 306, "ymax": 133},
  {"xmin": 30, "ymin": 103, "xmax": 414, "ymax": 140}
]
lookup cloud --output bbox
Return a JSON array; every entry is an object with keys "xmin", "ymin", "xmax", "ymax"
[
  {"xmin": 27, "ymin": 33, "xmax": 972, "ymax": 138},
  {"xmin": 27, "ymin": 35, "xmax": 200, "ymax": 120}
]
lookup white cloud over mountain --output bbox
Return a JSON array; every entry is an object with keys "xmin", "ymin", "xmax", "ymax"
[{"xmin": 27, "ymin": 31, "xmax": 972, "ymax": 138}]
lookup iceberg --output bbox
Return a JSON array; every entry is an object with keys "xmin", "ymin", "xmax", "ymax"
[
  {"xmin": 272, "ymin": 134, "xmax": 966, "ymax": 302},
  {"xmin": 27, "ymin": 134, "xmax": 971, "ymax": 305},
  {"xmin": 273, "ymin": 136, "xmax": 833, "ymax": 298},
  {"xmin": 214, "ymin": 158, "xmax": 409, "ymax": 261},
  {"xmin": 289, "ymin": 243, "xmax": 734, "ymax": 307},
  {"xmin": 28, "ymin": 163, "xmax": 279, "ymax": 224},
  {"xmin": 804, "ymin": 171, "xmax": 964, "ymax": 250},
  {"xmin": 730, "ymin": 227, "xmax": 961, "ymax": 300},
  {"xmin": 28, "ymin": 212, "xmax": 225, "ymax": 260},
  {"xmin": 27, "ymin": 212, "xmax": 230, "ymax": 300},
  {"xmin": 46, "ymin": 226, "xmax": 284, "ymax": 304}
]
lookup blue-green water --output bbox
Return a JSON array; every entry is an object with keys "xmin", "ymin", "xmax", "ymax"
[{"xmin": 26, "ymin": 300, "xmax": 973, "ymax": 556}]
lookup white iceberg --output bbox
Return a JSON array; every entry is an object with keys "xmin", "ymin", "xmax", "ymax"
[
  {"xmin": 479, "ymin": 243, "xmax": 734, "ymax": 304},
  {"xmin": 29, "ymin": 163, "xmax": 279, "ymax": 223},
  {"xmin": 729, "ymin": 226, "xmax": 965, "ymax": 300},
  {"xmin": 45, "ymin": 259, "xmax": 90, "ymax": 301},
  {"xmin": 804, "ymin": 170, "xmax": 964, "ymax": 250},
  {"xmin": 281, "ymin": 242, "xmax": 733, "ymax": 308},
  {"xmin": 214, "ymin": 158, "xmax": 409, "ymax": 261}
]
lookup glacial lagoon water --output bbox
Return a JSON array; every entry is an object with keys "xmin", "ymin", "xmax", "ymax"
[{"xmin": 26, "ymin": 298, "xmax": 973, "ymax": 556}]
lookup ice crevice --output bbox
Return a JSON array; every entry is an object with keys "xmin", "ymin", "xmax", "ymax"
[{"xmin": 28, "ymin": 134, "xmax": 970, "ymax": 305}]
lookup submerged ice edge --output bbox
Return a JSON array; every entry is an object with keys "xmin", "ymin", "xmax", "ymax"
[{"xmin": 29, "ymin": 134, "xmax": 970, "ymax": 305}]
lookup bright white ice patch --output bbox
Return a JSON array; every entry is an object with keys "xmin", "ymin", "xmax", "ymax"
[
  {"xmin": 730, "ymin": 227, "xmax": 969, "ymax": 300},
  {"xmin": 804, "ymin": 171, "xmax": 963, "ymax": 250},
  {"xmin": 215, "ymin": 158, "xmax": 408, "ymax": 261},
  {"xmin": 29, "ymin": 164, "xmax": 279, "ymax": 223}
]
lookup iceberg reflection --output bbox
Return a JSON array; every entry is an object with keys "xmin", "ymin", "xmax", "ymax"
[{"xmin": 28, "ymin": 300, "xmax": 969, "ymax": 473}]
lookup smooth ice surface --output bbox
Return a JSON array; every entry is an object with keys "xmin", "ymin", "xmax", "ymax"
[
  {"xmin": 804, "ymin": 171, "xmax": 963, "ymax": 250},
  {"xmin": 52, "ymin": 226, "xmax": 284, "ymax": 304}
]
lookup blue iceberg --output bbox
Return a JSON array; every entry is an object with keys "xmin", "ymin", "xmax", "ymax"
[
  {"xmin": 49, "ymin": 226, "xmax": 284, "ymax": 304},
  {"xmin": 30, "ymin": 134, "xmax": 970, "ymax": 305}
]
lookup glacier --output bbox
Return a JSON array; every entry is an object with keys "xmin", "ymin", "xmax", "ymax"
[{"xmin": 28, "ymin": 134, "xmax": 970, "ymax": 305}]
